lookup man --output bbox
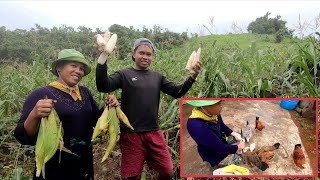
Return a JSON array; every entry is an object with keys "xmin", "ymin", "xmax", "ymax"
[{"xmin": 95, "ymin": 37, "xmax": 201, "ymax": 180}]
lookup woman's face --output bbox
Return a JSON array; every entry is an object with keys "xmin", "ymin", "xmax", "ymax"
[
  {"xmin": 132, "ymin": 45, "xmax": 153, "ymax": 70},
  {"xmin": 57, "ymin": 61, "xmax": 85, "ymax": 87},
  {"xmin": 203, "ymin": 101, "xmax": 223, "ymax": 115}
]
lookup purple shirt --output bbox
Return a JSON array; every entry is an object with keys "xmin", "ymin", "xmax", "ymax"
[
  {"xmin": 14, "ymin": 85, "xmax": 100, "ymax": 180},
  {"xmin": 187, "ymin": 115, "xmax": 238, "ymax": 166}
]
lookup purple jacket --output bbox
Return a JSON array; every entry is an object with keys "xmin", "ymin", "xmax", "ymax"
[
  {"xmin": 187, "ymin": 115, "xmax": 238, "ymax": 166},
  {"xmin": 14, "ymin": 85, "xmax": 101, "ymax": 180}
]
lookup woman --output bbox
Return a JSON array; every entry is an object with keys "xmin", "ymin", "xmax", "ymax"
[
  {"xmin": 186, "ymin": 100, "xmax": 245, "ymax": 167},
  {"xmin": 14, "ymin": 49, "xmax": 118, "ymax": 180}
]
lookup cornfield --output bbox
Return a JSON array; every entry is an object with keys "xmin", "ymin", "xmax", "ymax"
[{"xmin": 0, "ymin": 34, "xmax": 319, "ymax": 179}]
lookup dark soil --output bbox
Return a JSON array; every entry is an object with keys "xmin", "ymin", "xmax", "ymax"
[
  {"xmin": 289, "ymin": 110, "xmax": 317, "ymax": 175},
  {"xmin": 93, "ymin": 140, "xmax": 122, "ymax": 180},
  {"xmin": 93, "ymin": 138, "xmax": 159, "ymax": 180}
]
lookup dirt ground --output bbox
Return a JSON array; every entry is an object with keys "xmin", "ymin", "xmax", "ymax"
[
  {"xmin": 181, "ymin": 100, "xmax": 317, "ymax": 177},
  {"xmin": 93, "ymin": 140, "xmax": 122, "ymax": 180},
  {"xmin": 93, "ymin": 137, "xmax": 158, "ymax": 180},
  {"xmin": 289, "ymin": 110, "xmax": 317, "ymax": 176}
]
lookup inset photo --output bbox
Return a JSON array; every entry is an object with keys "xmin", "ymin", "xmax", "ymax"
[{"xmin": 180, "ymin": 98, "xmax": 318, "ymax": 178}]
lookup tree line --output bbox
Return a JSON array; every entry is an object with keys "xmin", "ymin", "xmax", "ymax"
[
  {"xmin": 1, "ymin": 12, "xmax": 317, "ymax": 65},
  {"xmin": 0, "ymin": 24, "xmax": 189, "ymax": 65}
]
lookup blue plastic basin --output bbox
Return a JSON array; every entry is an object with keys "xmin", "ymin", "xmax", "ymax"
[{"xmin": 280, "ymin": 100, "xmax": 299, "ymax": 110}]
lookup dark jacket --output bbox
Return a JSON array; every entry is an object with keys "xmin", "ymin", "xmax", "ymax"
[
  {"xmin": 14, "ymin": 86, "xmax": 101, "ymax": 180},
  {"xmin": 187, "ymin": 115, "xmax": 238, "ymax": 166},
  {"xmin": 96, "ymin": 64, "xmax": 195, "ymax": 133}
]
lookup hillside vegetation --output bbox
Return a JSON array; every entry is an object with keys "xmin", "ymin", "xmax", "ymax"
[{"xmin": 0, "ymin": 25, "xmax": 319, "ymax": 179}]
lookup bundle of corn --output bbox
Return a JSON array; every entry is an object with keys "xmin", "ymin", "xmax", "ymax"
[
  {"xmin": 92, "ymin": 105, "xmax": 134, "ymax": 162},
  {"xmin": 95, "ymin": 32, "xmax": 118, "ymax": 65},
  {"xmin": 35, "ymin": 108, "xmax": 78, "ymax": 179}
]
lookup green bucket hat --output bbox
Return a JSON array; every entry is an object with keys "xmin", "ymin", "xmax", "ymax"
[
  {"xmin": 186, "ymin": 100, "xmax": 220, "ymax": 107},
  {"xmin": 51, "ymin": 49, "xmax": 91, "ymax": 76}
]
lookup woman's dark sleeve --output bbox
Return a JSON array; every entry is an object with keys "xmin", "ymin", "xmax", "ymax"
[
  {"xmin": 88, "ymin": 89, "xmax": 104, "ymax": 127},
  {"xmin": 219, "ymin": 115, "xmax": 234, "ymax": 136},
  {"xmin": 187, "ymin": 119, "xmax": 238, "ymax": 155},
  {"xmin": 14, "ymin": 90, "xmax": 42, "ymax": 145}
]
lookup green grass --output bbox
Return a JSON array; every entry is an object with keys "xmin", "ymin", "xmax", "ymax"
[{"xmin": 0, "ymin": 33, "xmax": 319, "ymax": 179}]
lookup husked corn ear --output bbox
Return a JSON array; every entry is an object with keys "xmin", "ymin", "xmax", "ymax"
[
  {"xmin": 97, "ymin": 51, "xmax": 108, "ymax": 65},
  {"xmin": 105, "ymin": 34, "xmax": 117, "ymax": 54},
  {"xmin": 195, "ymin": 47, "xmax": 201, "ymax": 62},
  {"xmin": 103, "ymin": 32, "xmax": 111, "ymax": 44},
  {"xmin": 116, "ymin": 106, "xmax": 134, "ymax": 130},
  {"xmin": 96, "ymin": 34, "xmax": 106, "ymax": 47},
  {"xmin": 185, "ymin": 51, "xmax": 196, "ymax": 73},
  {"xmin": 185, "ymin": 47, "xmax": 201, "ymax": 74},
  {"xmin": 95, "ymin": 32, "xmax": 117, "ymax": 65},
  {"xmin": 94, "ymin": 34, "xmax": 104, "ymax": 52}
]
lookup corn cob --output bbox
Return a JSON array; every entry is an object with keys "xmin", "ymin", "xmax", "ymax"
[
  {"xmin": 103, "ymin": 32, "xmax": 111, "ymax": 45},
  {"xmin": 91, "ymin": 99, "xmax": 132, "ymax": 162},
  {"xmin": 91, "ymin": 114, "xmax": 102, "ymax": 141},
  {"xmin": 91, "ymin": 105, "xmax": 110, "ymax": 141},
  {"xmin": 96, "ymin": 34, "xmax": 106, "ymax": 47},
  {"xmin": 96, "ymin": 32, "xmax": 117, "ymax": 64},
  {"xmin": 93, "ymin": 34, "xmax": 104, "ymax": 52},
  {"xmin": 141, "ymin": 171, "xmax": 147, "ymax": 180},
  {"xmin": 43, "ymin": 109, "xmax": 61, "ymax": 162},
  {"xmin": 101, "ymin": 124, "xmax": 117, "ymax": 162},
  {"xmin": 51, "ymin": 109, "xmax": 78, "ymax": 159},
  {"xmin": 35, "ymin": 116, "xmax": 46, "ymax": 178},
  {"xmin": 97, "ymin": 51, "xmax": 108, "ymax": 65},
  {"xmin": 35, "ymin": 108, "xmax": 78, "ymax": 178},
  {"xmin": 105, "ymin": 34, "xmax": 117, "ymax": 54},
  {"xmin": 195, "ymin": 47, "xmax": 201, "ymax": 62},
  {"xmin": 185, "ymin": 47, "xmax": 201, "ymax": 73},
  {"xmin": 99, "ymin": 105, "xmax": 110, "ymax": 132},
  {"xmin": 185, "ymin": 51, "xmax": 196, "ymax": 73},
  {"xmin": 95, "ymin": 32, "xmax": 117, "ymax": 54},
  {"xmin": 101, "ymin": 107, "xmax": 119, "ymax": 162},
  {"xmin": 116, "ymin": 106, "xmax": 134, "ymax": 130}
]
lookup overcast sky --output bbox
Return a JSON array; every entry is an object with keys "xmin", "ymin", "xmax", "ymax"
[{"xmin": 1, "ymin": 1, "xmax": 319, "ymax": 35}]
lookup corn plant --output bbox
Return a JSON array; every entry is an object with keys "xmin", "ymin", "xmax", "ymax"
[{"xmin": 1, "ymin": 33, "xmax": 320, "ymax": 179}]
